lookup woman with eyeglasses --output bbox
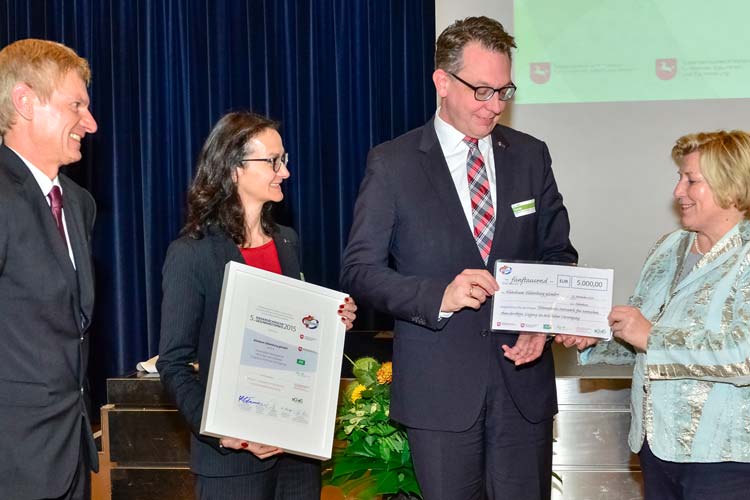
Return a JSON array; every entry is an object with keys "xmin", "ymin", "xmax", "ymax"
[{"xmin": 157, "ymin": 111, "xmax": 356, "ymax": 499}]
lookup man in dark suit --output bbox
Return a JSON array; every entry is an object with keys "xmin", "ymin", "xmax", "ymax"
[
  {"xmin": 341, "ymin": 17, "xmax": 577, "ymax": 500},
  {"xmin": 0, "ymin": 39, "xmax": 99, "ymax": 500}
]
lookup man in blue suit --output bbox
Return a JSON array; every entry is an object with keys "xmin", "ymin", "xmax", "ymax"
[
  {"xmin": 341, "ymin": 17, "xmax": 577, "ymax": 500},
  {"xmin": 0, "ymin": 39, "xmax": 99, "ymax": 500}
]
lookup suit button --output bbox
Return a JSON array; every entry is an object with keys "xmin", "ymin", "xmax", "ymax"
[
  {"xmin": 80, "ymin": 387, "xmax": 84, "ymax": 395},
  {"xmin": 480, "ymin": 329, "xmax": 490, "ymax": 337}
]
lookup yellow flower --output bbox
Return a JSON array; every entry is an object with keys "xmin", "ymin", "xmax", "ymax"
[
  {"xmin": 350, "ymin": 384, "xmax": 366, "ymax": 403},
  {"xmin": 376, "ymin": 362, "xmax": 393, "ymax": 384}
]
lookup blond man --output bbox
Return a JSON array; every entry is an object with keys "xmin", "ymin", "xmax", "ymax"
[{"xmin": 0, "ymin": 39, "xmax": 98, "ymax": 500}]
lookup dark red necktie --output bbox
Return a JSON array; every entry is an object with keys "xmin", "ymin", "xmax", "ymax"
[{"xmin": 48, "ymin": 186, "xmax": 67, "ymax": 242}]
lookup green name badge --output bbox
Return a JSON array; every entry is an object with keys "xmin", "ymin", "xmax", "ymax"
[{"xmin": 511, "ymin": 199, "xmax": 536, "ymax": 217}]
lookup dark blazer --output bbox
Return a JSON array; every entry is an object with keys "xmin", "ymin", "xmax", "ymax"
[
  {"xmin": 157, "ymin": 224, "xmax": 303, "ymax": 476},
  {"xmin": 341, "ymin": 118, "xmax": 577, "ymax": 431},
  {"xmin": 0, "ymin": 145, "xmax": 98, "ymax": 499}
]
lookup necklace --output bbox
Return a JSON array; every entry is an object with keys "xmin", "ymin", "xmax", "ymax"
[{"xmin": 694, "ymin": 236, "xmax": 705, "ymax": 255}]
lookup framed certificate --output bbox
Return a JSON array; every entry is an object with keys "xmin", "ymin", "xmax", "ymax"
[
  {"xmin": 491, "ymin": 261, "xmax": 614, "ymax": 339},
  {"xmin": 200, "ymin": 261, "xmax": 347, "ymax": 460}
]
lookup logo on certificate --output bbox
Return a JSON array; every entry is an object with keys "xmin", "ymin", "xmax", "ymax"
[
  {"xmin": 498, "ymin": 265, "xmax": 512, "ymax": 275},
  {"xmin": 302, "ymin": 315, "xmax": 319, "ymax": 329}
]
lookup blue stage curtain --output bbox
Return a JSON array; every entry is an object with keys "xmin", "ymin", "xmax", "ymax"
[{"xmin": 0, "ymin": 0, "xmax": 435, "ymax": 407}]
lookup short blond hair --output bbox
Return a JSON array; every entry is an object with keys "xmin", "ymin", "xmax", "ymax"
[
  {"xmin": 672, "ymin": 130, "xmax": 750, "ymax": 217},
  {"xmin": 0, "ymin": 39, "xmax": 91, "ymax": 135}
]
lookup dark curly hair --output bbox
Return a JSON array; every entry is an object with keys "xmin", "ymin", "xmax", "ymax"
[{"xmin": 182, "ymin": 111, "xmax": 279, "ymax": 243}]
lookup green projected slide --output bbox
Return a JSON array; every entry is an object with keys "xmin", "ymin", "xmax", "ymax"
[{"xmin": 513, "ymin": 0, "xmax": 750, "ymax": 104}]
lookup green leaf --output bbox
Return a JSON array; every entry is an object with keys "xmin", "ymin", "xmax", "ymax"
[
  {"xmin": 346, "ymin": 437, "xmax": 381, "ymax": 458},
  {"xmin": 379, "ymin": 440, "xmax": 392, "ymax": 462},
  {"xmin": 373, "ymin": 470, "xmax": 402, "ymax": 494},
  {"xmin": 352, "ymin": 357, "xmax": 380, "ymax": 386},
  {"xmin": 402, "ymin": 477, "xmax": 423, "ymax": 496}
]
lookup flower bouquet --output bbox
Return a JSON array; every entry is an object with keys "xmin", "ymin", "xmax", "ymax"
[{"xmin": 322, "ymin": 356, "xmax": 422, "ymax": 499}]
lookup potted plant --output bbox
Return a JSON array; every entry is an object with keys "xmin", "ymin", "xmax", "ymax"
[{"xmin": 323, "ymin": 357, "xmax": 422, "ymax": 499}]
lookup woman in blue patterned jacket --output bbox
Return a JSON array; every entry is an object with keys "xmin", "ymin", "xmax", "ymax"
[{"xmin": 560, "ymin": 130, "xmax": 750, "ymax": 500}]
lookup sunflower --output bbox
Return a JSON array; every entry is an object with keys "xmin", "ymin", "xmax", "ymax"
[{"xmin": 350, "ymin": 383, "xmax": 366, "ymax": 403}]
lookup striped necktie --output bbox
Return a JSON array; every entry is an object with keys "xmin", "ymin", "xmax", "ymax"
[{"xmin": 463, "ymin": 136, "xmax": 495, "ymax": 263}]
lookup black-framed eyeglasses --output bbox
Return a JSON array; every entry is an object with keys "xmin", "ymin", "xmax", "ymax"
[
  {"xmin": 240, "ymin": 152, "xmax": 289, "ymax": 173},
  {"xmin": 449, "ymin": 72, "xmax": 516, "ymax": 101}
]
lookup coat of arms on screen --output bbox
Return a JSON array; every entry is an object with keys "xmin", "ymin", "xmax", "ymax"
[
  {"xmin": 656, "ymin": 58, "xmax": 677, "ymax": 80},
  {"xmin": 530, "ymin": 62, "xmax": 551, "ymax": 84}
]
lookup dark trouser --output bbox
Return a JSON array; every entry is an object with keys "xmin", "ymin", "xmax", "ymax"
[
  {"xmin": 194, "ymin": 454, "xmax": 320, "ymax": 500},
  {"xmin": 640, "ymin": 439, "xmax": 750, "ymax": 500},
  {"xmin": 406, "ymin": 351, "xmax": 553, "ymax": 500}
]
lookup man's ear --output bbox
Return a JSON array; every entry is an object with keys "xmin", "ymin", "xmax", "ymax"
[
  {"xmin": 432, "ymin": 69, "xmax": 450, "ymax": 98},
  {"xmin": 11, "ymin": 83, "xmax": 35, "ymax": 120}
]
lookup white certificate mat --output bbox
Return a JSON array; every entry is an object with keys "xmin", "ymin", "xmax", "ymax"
[
  {"xmin": 491, "ymin": 261, "xmax": 614, "ymax": 339},
  {"xmin": 200, "ymin": 261, "xmax": 347, "ymax": 460}
]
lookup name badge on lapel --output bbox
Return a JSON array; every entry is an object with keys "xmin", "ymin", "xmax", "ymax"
[{"xmin": 511, "ymin": 199, "xmax": 536, "ymax": 217}]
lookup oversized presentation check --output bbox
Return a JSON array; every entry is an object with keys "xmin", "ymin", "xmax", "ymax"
[
  {"xmin": 200, "ymin": 261, "xmax": 347, "ymax": 460},
  {"xmin": 491, "ymin": 261, "xmax": 614, "ymax": 339}
]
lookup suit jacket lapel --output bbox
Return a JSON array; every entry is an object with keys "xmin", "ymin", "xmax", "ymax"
[
  {"xmin": 60, "ymin": 177, "xmax": 94, "ymax": 327},
  {"xmin": 418, "ymin": 119, "xmax": 481, "ymax": 258},
  {"xmin": 273, "ymin": 230, "xmax": 301, "ymax": 280},
  {"xmin": 209, "ymin": 226, "xmax": 300, "ymax": 280},
  {"xmin": 19, "ymin": 165, "xmax": 79, "ymax": 294},
  {"xmin": 210, "ymin": 228, "xmax": 244, "ymax": 268},
  {"xmin": 2, "ymin": 146, "xmax": 87, "ymax": 329},
  {"xmin": 488, "ymin": 126, "xmax": 512, "ymax": 263}
]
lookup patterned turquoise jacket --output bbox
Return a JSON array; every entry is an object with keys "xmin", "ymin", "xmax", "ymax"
[{"xmin": 582, "ymin": 220, "xmax": 750, "ymax": 462}]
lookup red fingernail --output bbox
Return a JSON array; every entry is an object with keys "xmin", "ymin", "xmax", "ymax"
[
  {"xmin": 241, "ymin": 442, "xmax": 248, "ymax": 448},
  {"xmin": 345, "ymin": 297, "xmax": 351, "ymax": 303},
  {"xmin": 341, "ymin": 317, "xmax": 346, "ymax": 323},
  {"xmin": 339, "ymin": 305, "xmax": 344, "ymax": 309}
]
